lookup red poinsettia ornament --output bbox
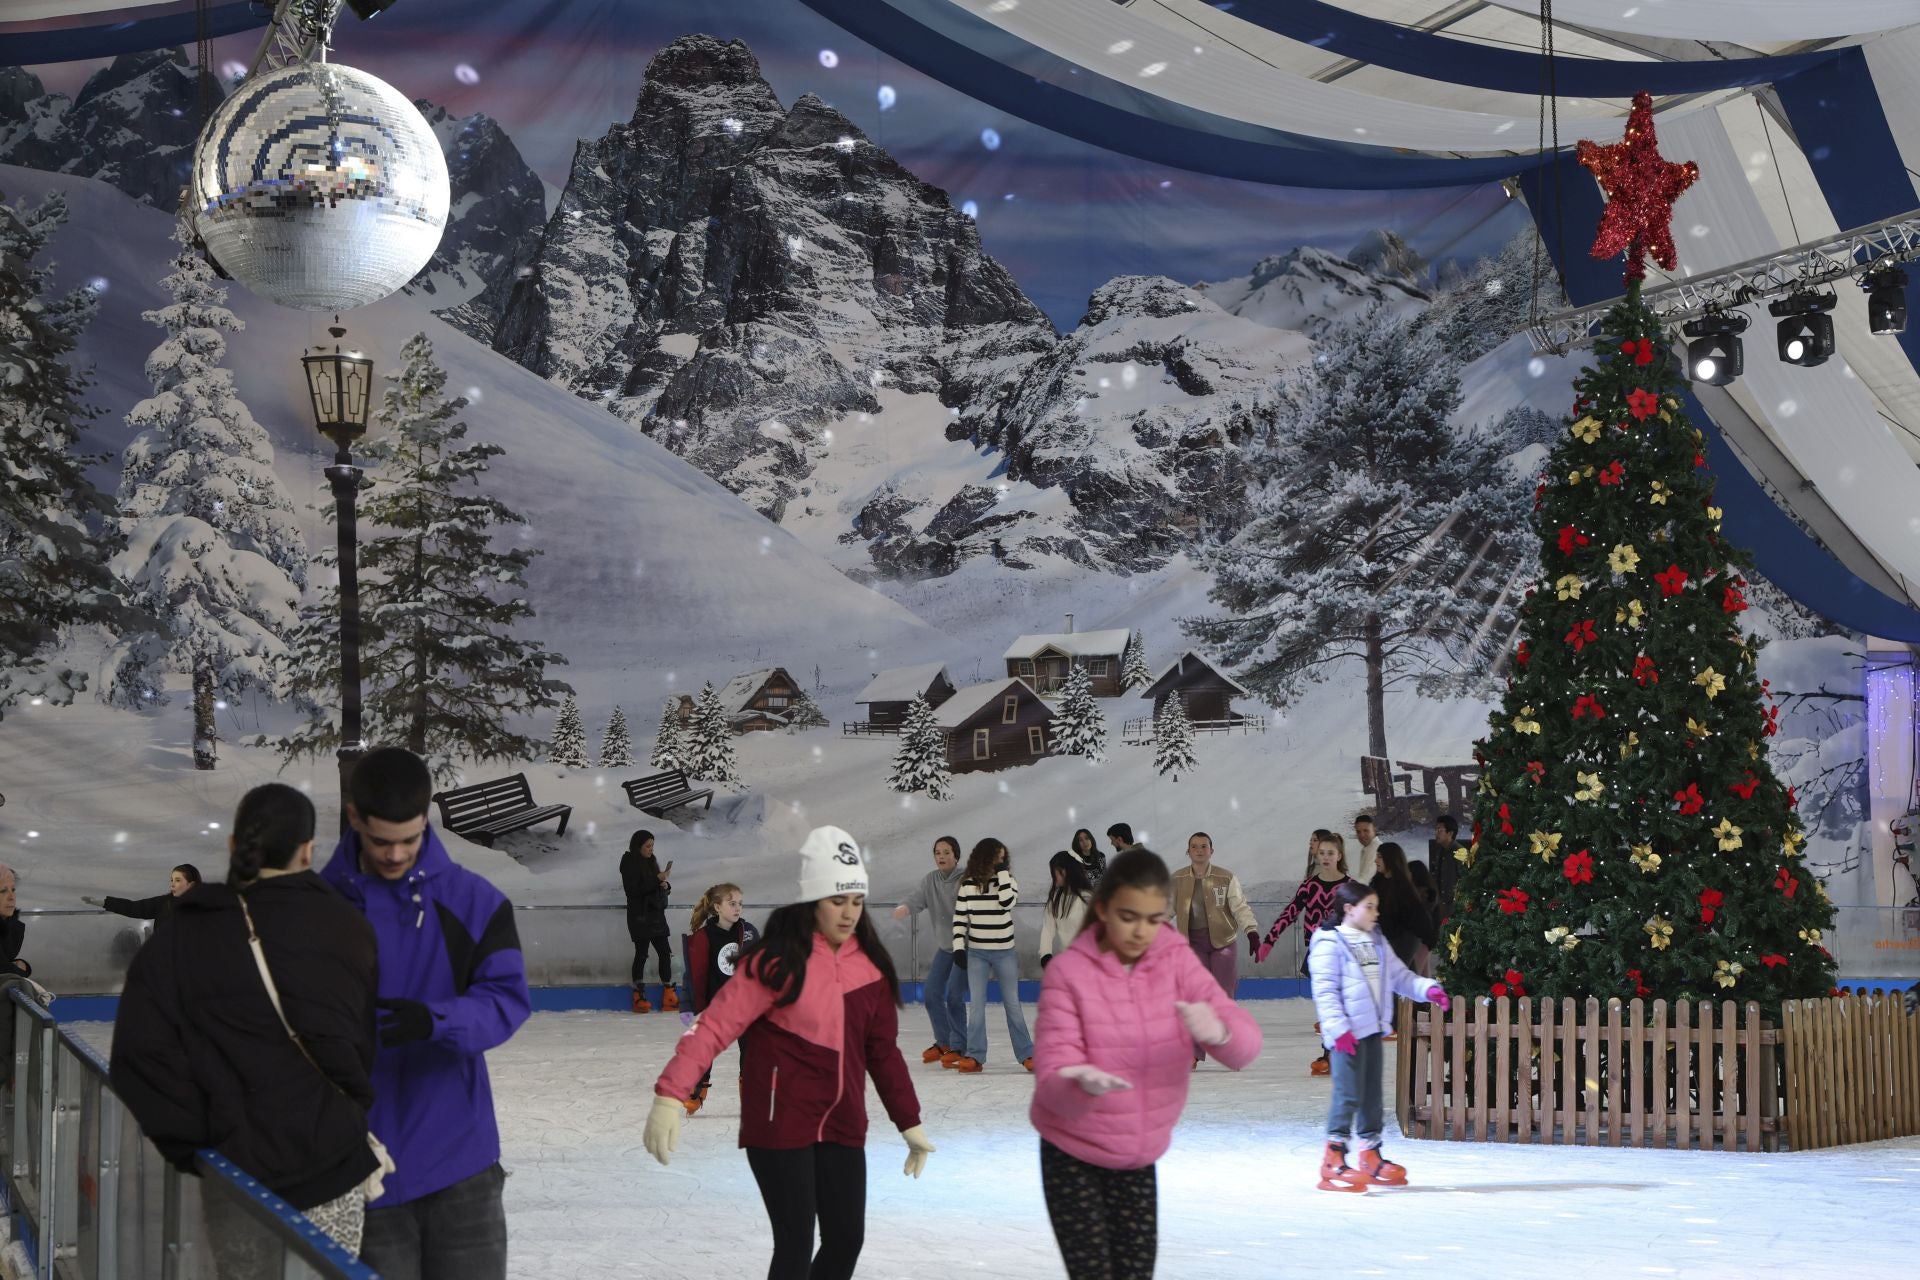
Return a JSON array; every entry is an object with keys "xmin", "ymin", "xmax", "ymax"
[
  {"xmin": 1597, "ymin": 460, "xmax": 1625, "ymax": 486},
  {"xmin": 1492, "ymin": 969, "xmax": 1528, "ymax": 998},
  {"xmin": 1655, "ymin": 564, "xmax": 1689, "ymax": 596},
  {"xmin": 1674, "ymin": 782, "xmax": 1705, "ymax": 815},
  {"xmin": 1774, "ymin": 867, "xmax": 1798, "ymax": 898},
  {"xmin": 1557, "ymin": 525, "xmax": 1590, "ymax": 555},
  {"xmin": 1572, "ymin": 694, "xmax": 1607, "ymax": 720},
  {"xmin": 1626, "ymin": 386, "xmax": 1659, "ymax": 418},
  {"xmin": 1565, "ymin": 619, "xmax": 1597, "ymax": 651},
  {"xmin": 1698, "ymin": 887, "xmax": 1724, "ymax": 925},
  {"xmin": 1497, "ymin": 887, "xmax": 1531, "ymax": 915},
  {"xmin": 1632, "ymin": 655, "xmax": 1659, "ymax": 687},
  {"xmin": 1729, "ymin": 771, "xmax": 1760, "ymax": 800},
  {"xmin": 1563, "ymin": 849, "xmax": 1595, "ymax": 885}
]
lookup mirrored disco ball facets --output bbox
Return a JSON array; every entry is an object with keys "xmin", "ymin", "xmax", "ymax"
[{"xmin": 190, "ymin": 61, "xmax": 448, "ymax": 311}]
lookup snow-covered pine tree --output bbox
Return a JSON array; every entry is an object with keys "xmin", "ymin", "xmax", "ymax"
[
  {"xmin": 1182, "ymin": 304, "xmax": 1529, "ymax": 761},
  {"xmin": 686, "ymin": 681, "xmax": 740, "ymax": 785},
  {"xmin": 650, "ymin": 700, "xmax": 686, "ymax": 771},
  {"xmin": 1121, "ymin": 629, "xmax": 1152, "ymax": 690},
  {"xmin": 1052, "ymin": 665, "xmax": 1108, "ymax": 763},
  {"xmin": 103, "ymin": 219, "xmax": 306, "ymax": 768},
  {"xmin": 0, "ymin": 189, "xmax": 135, "ymax": 720},
  {"xmin": 1152, "ymin": 697, "xmax": 1198, "ymax": 782},
  {"xmin": 599, "ymin": 704, "xmax": 633, "ymax": 768},
  {"xmin": 551, "ymin": 693, "xmax": 587, "ymax": 769},
  {"xmin": 1429, "ymin": 229, "xmax": 1568, "ymax": 365},
  {"xmin": 888, "ymin": 695, "xmax": 952, "ymax": 801},
  {"xmin": 787, "ymin": 685, "xmax": 828, "ymax": 730},
  {"xmin": 271, "ymin": 332, "xmax": 568, "ymax": 780}
]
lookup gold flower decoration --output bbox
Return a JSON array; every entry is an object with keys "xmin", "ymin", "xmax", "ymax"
[
  {"xmin": 1447, "ymin": 928, "xmax": 1462, "ymax": 962},
  {"xmin": 1649, "ymin": 480, "xmax": 1669, "ymax": 505},
  {"xmin": 1574, "ymin": 771, "xmax": 1605, "ymax": 802},
  {"xmin": 1513, "ymin": 706, "xmax": 1542, "ymax": 735},
  {"xmin": 1694, "ymin": 667, "xmax": 1726, "ymax": 699},
  {"xmin": 1556, "ymin": 574, "xmax": 1585, "ymax": 601},
  {"xmin": 1616, "ymin": 598, "xmax": 1645, "ymax": 629},
  {"xmin": 1686, "ymin": 717, "xmax": 1711, "ymax": 738},
  {"xmin": 1609, "ymin": 543, "xmax": 1641, "ymax": 574},
  {"xmin": 1714, "ymin": 959, "xmax": 1743, "ymax": 988},
  {"xmin": 1620, "ymin": 730, "xmax": 1640, "ymax": 759},
  {"xmin": 1645, "ymin": 916, "xmax": 1674, "ymax": 950},
  {"xmin": 1629, "ymin": 843, "xmax": 1660, "ymax": 874},
  {"xmin": 1712, "ymin": 818, "xmax": 1743, "ymax": 851},
  {"xmin": 1571, "ymin": 416, "xmax": 1602, "ymax": 443},
  {"xmin": 1530, "ymin": 830, "xmax": 1563, "ymax": 860}
]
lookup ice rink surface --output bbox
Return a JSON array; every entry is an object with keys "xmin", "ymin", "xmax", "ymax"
[{"xmin": 484, "ymin": 999, "xmax": 1916, "ymax": 1279}]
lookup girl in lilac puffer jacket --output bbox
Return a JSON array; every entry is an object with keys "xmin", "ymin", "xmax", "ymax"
[
  {"xmin": 1030, "ymin": 849, "xmax": 1263, "ymax": 1279},
  {"xmin": 1308, "ymin": 881, "xmax": 1449, "ymax": 1193}
]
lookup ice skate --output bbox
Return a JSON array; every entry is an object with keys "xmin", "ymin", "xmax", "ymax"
[
  {"xmin": 922, "ymin": 1043, "xmax": 948, "ymax": 1064},
  {"xmin": 1022, "ymin": 1057, "xmax": 1035, "ymax": 1073},
  {"xmin": 681, "ymin": 1093, "xmax": 702, "ymax": 1116},
  {"xmin": 1309, "ymin": 1054, "xmax": 1330, "ymax": 1076},
  {"xmin": 1353, "ymin": 1147, "xmax": 1407, "ymax": 1185},
  {"xmin": 939, "ymin": 1049, "xmax": 964, "ymax": 1068},
  {"xmin": 631, "ymin": 989, "xmax": 651, "ymax": 1014},
  {"xmin": 951, "ymin": 1056, "xmax": 983, "ymax": 1073},
  {"xmin": 1317, "ymin": 1142, "xmax": 1368, "ymax": 1193},
  {"xmin": 661, "ymin": 987, "xmax": 680, "ymax": 1013}
]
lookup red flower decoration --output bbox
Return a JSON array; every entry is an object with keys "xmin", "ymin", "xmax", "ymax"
[
  {"xmin": 1722, "ymin": 584, "xmax": 1748, "ymax": 614},
  {"xmin": 1563, "ymin": 849, "xmax": 1595, "ymax": 885},
  {"xmin": 1761, "ymin": 954, "xmax": 1787, "ymax": 969},
  {"xmin": 1763, "ymin": 704, "xmax": 1781, "ymax": 737},
  {"xmin": 1525, "ymin": 760, "xmax": 1546, "ymax": 785},
  {"xmin": 1533, "ymin": 482, "xmax": 1546, "ymax": 511},
  {"xmin": 1730, "ymin": 771, "xmax": 1760, "ymax": 800},
  {"xmin": 1497, "ymin": 887, "xmax": 1531, "ymax": 915},
  {"xmin": 1497, "ymin": 802, "xmax": 1514, "ymax": 835},
  {"xmin": 1516, "ymin": 641, "xmax": 1531, "ymax": 667},
  {"xmin": 1698, "ymin": 887, "xmax": 1724, "ymax": 925},
  {"xmin": 1571, "ymin": 694, "xmax": 1607, "ymax": 720},
  {"xmin": 1786, "ymin": 785, "xmax": 1797, "ymax": 808},
  {"xmin": 1774, "ymin": 867, "xmax": 1798, "ymax": 898},
  {"xmin": 1626, "ymin": 968, "xmax": 1651, "ymax": 997},
  {"xmin": 1492, "ymin": 968, "xmax": 1528, "ymax": 998},
  {"xmin": 1674, "ymin": 782, "xmax": 1705, "ymax": 815},
  {"xmin": 1694, "ymin": 451, "xmax": 1706, "ymax": 468},
  {"xmin": 1565, "ymin": 619, "xmax": 1597, "ymax": 651},
  {"xmin": 1655, "ymin": 563, "xmax": 1689, "ymax": 596},
  {"xmin": 1597, "ymin": 460, "xmax": 1626, "ymax": 486},
  {"xmin": 1556, "ymin": 524, "xmax": 1590, "ymax": 555},
  {"xmin": 1627, "ymin": 386, "xmax": 1659, "ymax": 418},
  {"xmin": 1632, "ymin": 654, "xmax": 1659, "ymax": 687}
]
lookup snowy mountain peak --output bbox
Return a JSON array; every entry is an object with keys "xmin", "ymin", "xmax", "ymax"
[
  {"xmin": 1080, "ymin": 275, "xmax": 1212, "ymax": 328},
  {"xmin": 406, "ymin": 98, "xmax": 548, "ymax": 335},
  {"xmin": 1347, "ymin": 228, "xmax": 1429, "ymax": 287},
  {"xmin": 1196, "ymin": 241, "xmax": 1430, "ymax": 339},
  {"xmin": 0, "ymin": 48, "xmax": 203, "ymax": 210}
]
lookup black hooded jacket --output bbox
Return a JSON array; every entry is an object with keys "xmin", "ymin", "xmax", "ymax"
[{"xmin": 109, "ymin": 872, "xmax": 379, "ymax": 1209}]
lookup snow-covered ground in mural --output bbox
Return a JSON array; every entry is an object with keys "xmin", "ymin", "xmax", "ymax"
[
  {"xmin": 0, "ymin": 165, "xmax": 1870, "ymax": 915},
  {"xmin": 67, "ymin": 1003, "xmax": 1920, "ymax": 1279}
]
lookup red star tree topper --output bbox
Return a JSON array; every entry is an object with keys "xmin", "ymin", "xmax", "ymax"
[{"xmin": 1576, "ymin": 91, "xmax": 1700, "ymax": 284}]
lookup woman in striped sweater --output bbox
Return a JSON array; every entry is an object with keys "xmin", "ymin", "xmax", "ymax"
[
  {"xmin": 947, "ymin": 838, "xmax": 1034, "ymax": 1074},
  {"xmin": 1255, "ymin": 831, "xmax": 1357, "ymax": 1077}
]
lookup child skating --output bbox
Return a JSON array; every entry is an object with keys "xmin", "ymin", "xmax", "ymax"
[
  {"xmin": 1307, "ymin": 881, "xmax": 1449, "ymax": 1192},
  {"xmin": 1030, "ymin": 848, "xmax": 1263, "ymax": 1279}
]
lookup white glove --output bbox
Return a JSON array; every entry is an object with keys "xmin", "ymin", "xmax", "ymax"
[
  {"xmin": 901, "ymin": 1124, "xmax": 936, "ymax": 1178},
  {"xmin": 643, "ymin": 1095, "xmax": 683, "ymax": 1166},
  {"xmin": 1175, "ymin": 1000, "xmax": 1230, "ymax": 1047},
  {"xmin": 1058, "ymin": 1063, "xmax": 1133, "ymax": 1096}
]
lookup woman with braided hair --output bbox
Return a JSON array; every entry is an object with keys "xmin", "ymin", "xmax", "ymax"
[{"xmin": 111, "ymin": 784, "xmax": 381, "ymax": 1269}]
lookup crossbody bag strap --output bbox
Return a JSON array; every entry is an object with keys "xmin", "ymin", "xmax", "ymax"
[{"xmin": 236, "ymin": 894, "xmax": 326, "ymax": 1076}]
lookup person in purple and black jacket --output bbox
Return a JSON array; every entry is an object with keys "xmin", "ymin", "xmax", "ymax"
[{"xmin": 320, "ymin": 746, "xmax": 532, "ymax": 1280}]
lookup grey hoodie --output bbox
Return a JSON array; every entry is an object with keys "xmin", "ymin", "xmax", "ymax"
[{"xmin": 902, "ymin": 863, "xmax": 966, "ymax": 953}]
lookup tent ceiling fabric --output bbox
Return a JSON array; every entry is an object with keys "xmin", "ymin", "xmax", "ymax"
[
  {"xmin": 7, "ymin": 0, "xmax": 181, "ymax": 18},
  {"xmin": 1483, "ymin": 0, "xmax": 1920, "ymax": 43},
  {"xmin": 957, "ymin": 0, "xmax": 1651, "ymax": 153}
]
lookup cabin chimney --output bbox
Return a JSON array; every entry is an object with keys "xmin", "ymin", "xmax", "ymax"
[{"xmin": 1064, "ymin": 612, "xmax": 1074, "ymax": 634}]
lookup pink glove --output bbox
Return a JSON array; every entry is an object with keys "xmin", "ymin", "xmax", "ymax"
[
  {"xmin": 1333, "ymin": 1031, "xmax": 1358, "ymax": 1056},
  {"xmin": 1428, "ymin": 985, "xmax": 1451, "ymax": 1012},
  {"xmin": 1058, "ymin": 1064, "xmax": 1133, "ymax": 1096},
  {"xmin": 1175, "ymin": 1000, "xmax": 1230, "ymax": 1046},
  {"xmin": 1255, "ymin": 940, "xmax": 1273, "ymax": 964}
]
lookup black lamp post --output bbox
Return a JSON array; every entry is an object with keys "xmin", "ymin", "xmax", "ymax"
[{"xmin": 302, "ymin": 320, "xmax": 375, "ymax": 831}]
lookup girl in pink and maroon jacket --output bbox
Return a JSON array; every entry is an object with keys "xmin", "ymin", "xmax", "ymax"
[
  {"xmin": 1030, "ymin": 849, "xmax": 1263, "ymax": 1280},
  {"xmin": 644, "ymin": 827, "xmax": 935, "ymax": 1280}
]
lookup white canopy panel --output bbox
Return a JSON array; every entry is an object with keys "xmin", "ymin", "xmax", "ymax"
[{"xmin": 1485, "ymin": 0, "xmax": 1920, "ymax": 43}]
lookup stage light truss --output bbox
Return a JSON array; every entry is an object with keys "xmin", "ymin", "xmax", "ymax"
[
  {"xmin": 247, "ymin": 0, "xmax": 345, "ymax": 77},
  {"xmin": 1528, "ymin": 208, "xmax": 1920, "ymax": 356}
]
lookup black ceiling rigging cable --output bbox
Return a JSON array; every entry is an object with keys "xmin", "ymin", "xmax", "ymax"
[{"xmin": 1530, "ymin": 0, "xmax": 1568, "ymax": 331}]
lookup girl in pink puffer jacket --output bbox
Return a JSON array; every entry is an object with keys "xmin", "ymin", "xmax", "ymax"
[{"xmin": 1029, "ymin": 849, "xmax": 1263, "ymax": 1280}]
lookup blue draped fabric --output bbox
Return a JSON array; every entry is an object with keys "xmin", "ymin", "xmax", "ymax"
[
  {"xmin": 1223, "ymin": 0, "xmax": 1842, "ymax": 98},
  {"xmin": 0, "ymin": 2, "xmax": 266, "ymax": 66},
  {"xmin": 1523, "ymin": 150, "xmax": 1920, "ymax": 638}
]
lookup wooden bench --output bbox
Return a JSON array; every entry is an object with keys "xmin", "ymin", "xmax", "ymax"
[
  {"xmin": 622, "ymin": 769, "xmax": 715, "ymax": 817},
  {"xmin": 1396, "ymin": 759, "xmax": 1481, "ymax": 821},
  {"xmin": 432, "ymin": 773, "xmax": 572, "ymax": 848},
  {"xmin": 1360, "ymin": 755, "xmax": 1433, "ymax": 829}
]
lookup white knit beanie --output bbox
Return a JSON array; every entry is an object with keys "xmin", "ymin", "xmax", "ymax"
[{"xmin": 797, "ymin": 826, "xmax": 869, "ymax": 902}]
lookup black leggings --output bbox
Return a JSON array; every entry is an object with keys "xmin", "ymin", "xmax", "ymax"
[
  {"xmin": 745, "ymin": 1143, "xmax": 866, "ymax": 1280},
  {"xmin": 629, "ymin": 931, "xmax": 671, "ymax": 989},
  {"xmin": 1040, "ymin": 1139, "xmax": 1157, "ymax": 1280}
]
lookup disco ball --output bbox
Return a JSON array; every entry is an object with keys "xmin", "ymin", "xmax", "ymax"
[{"xmin": 189, "ymin": 61, "xmax": 448, "ymax": 311}]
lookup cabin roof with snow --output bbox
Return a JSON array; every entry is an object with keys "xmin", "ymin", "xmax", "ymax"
[
  {"xmin": 854, "ymin": 663, "xmax": 952, "ymax": 706},
  {"xmin": 929, "ymin": 679, "xmax": 1053, "ymax": 729},
  {"xmin": 1140, "ymin": 652, "xmax": 1251, "ymax": 701},
  {"xmin": 1002, "ymin": 629, "xmax": 1132, "ymax": 660},
  {"xmin": 718, "ymin": 668, "xmax": 794, "ymax": 713}
]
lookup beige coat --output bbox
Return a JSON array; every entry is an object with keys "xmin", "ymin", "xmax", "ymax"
[{"xmin": 1171, "ymin": 865, "xmax": 1258, "ymax": 950}]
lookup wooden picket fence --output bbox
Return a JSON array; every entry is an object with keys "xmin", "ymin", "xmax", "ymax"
[{"xmin": 1395, "ymin": 988, "xmax": 1920, "ymax": 1151}]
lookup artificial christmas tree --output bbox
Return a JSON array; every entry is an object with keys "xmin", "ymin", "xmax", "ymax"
[
  {"xmin": 888, "ymin": 695, "xmax": 952, "ymax": 801},
  {"xmin": 1052, "ymin": 666, "xmax": 1108, "ymax": 763},
  {"xmin": 1444, "ymin": 94, "xmax": 1835, "ymax": 1009},
  {"xmin": 650, "ymin": 701, "xmax": 686, "ymax": 771},
  {"xmin": 1152, "ymin": 697, "xmax": 1197, "ymax": 782},
  {"xmin": 686, "ymin": 681, "xmax": 740, "ymax": 785},
  {"xmin": 552, "ymin": 693, "xmax": 588, "ymax": 769},
  {"xmin": 600, "ymin": 705, "xmax": 634, "ymax": 768},
  {"xmin": 105, "ymin": 219, "xmax": 306, "ymax": 768},
  {"xmin": 1121, "ymin": 630, "xmax": 1152, "ymax": 691}
]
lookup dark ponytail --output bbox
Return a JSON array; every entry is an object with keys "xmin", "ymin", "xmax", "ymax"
[{"xmin": 228, "ymin": 783, "xmax": 317, "ymax": 888}]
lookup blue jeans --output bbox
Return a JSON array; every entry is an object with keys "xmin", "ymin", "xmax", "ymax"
[
  {"xmin": 1326, "ymin": 1033, "xmax": 1385, "ymax": 1150},
  {"xmin": 923, "ymin": 947, "xmax": 969, "ymax": 1049},
  {"xmin": 361, "ymin": 1163, "xmax": 508, "ymax": 1280},
  {"xmin": 965, "ymin": 948, "xmax": 1033, "ymax": 1064}
]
